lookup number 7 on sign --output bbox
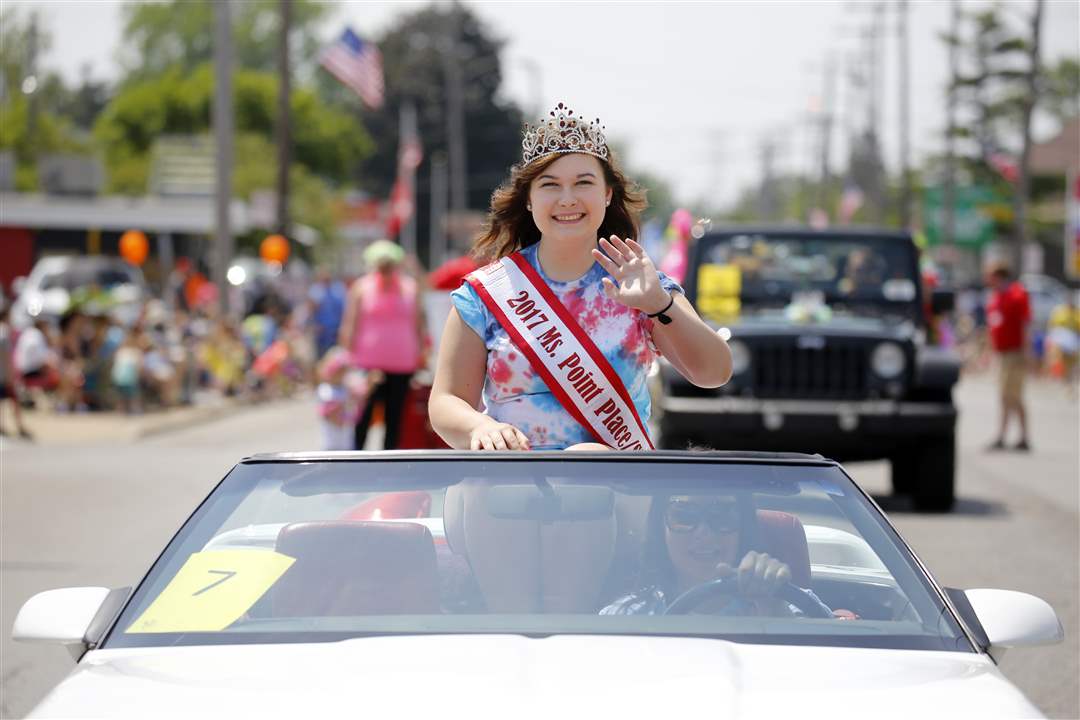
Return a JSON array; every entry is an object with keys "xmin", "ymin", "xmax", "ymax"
[
  {"xmin": 193, "ymin": 569, "xmax": 237, "ymax": 596},
  {"xmin": 127, "ymin": 549, "xmax": 296, "ymax": 633}
]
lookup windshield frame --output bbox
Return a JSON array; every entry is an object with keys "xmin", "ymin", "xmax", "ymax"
[{"xmin": 99, "ymin": 453, "xmax": 977, "ymax": 653}]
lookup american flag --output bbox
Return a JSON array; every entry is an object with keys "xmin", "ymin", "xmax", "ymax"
[
  {"xmin": 319, "ymin": 28, "xmax": 384, "ymax": 110},
  {"xmin": 838, "ymin": 182, "xmax": 864, "ymax": 225}
]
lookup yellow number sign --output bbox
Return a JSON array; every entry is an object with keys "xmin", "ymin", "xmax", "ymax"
[
  {"xmin": 127, "ymin": 550, "xmax": 295, "ymax": 633},
  {"xmin": 697, "ymin": 263, "xmax": 742, "ymax": 322}
]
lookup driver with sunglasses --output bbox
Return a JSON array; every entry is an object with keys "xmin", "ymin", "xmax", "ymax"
[{"xmin": 600, "ymin": 495, "xmax": 832, "ymax": 616}]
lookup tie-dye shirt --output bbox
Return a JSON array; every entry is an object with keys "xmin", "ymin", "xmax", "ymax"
[{"xmin": 450, "ymin": 243, "xmax": 683, "ymax": 450}]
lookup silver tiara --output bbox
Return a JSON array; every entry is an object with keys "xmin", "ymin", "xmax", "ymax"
[{"xmin": 522, "ymin": 102, "xmax": 609, "ymax": 166}]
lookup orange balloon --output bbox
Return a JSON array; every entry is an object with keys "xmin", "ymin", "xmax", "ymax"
[
  {"xmin": 260, "ymin": 234, "xmax": 290, "ymax": 264},
  {"xmin": 119, "ymin": 230, "xmax": 149, "ymax": 266}
]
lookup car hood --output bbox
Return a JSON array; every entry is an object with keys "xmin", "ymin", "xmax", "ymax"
[{"xmin": 30, "ymin": 635, "xmax": 1042, "ymax": 718}]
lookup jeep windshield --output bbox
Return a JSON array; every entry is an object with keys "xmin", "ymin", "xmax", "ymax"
[{"xmin": 691, "ymin": 233, "xmax": 922, "ymax": 325}]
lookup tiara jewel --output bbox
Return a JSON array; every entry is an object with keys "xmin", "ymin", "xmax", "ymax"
[{"xmin": 521, "ymin": 102, "xmax": 609, "ymax": 166}]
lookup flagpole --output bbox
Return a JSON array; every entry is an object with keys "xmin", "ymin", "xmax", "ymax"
[
  {"xmin": 430, "ymin": 151, "xmax": 449, "ymax": 268},
  {"xmin": 275, "ymin": 0, "xmax": 292, "ymax": 238},
  {"xmin": 213, "ymin": 0, "xmax": 234, "ymax": 316},
  {"xmin": 400, "ymin": 101, "xmax": 418, "ymax": 258}
]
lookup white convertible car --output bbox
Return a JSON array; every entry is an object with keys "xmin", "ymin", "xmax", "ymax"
[{"xmin": 14, "ymin": 451, "xmax": 1063, "ymax": 718}]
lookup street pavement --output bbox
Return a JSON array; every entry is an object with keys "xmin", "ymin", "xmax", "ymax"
[
  {"xmin": 1, "ymin": 374, "xmax": 1077, "ymax": 718},
  {"xmin": 848, "ymin": 372, "xmax": 1079, "ymax": 719}
]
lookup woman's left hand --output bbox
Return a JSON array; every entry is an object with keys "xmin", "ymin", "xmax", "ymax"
[{"xmin": 592, "ymin": 235, "xmax": 671, "ymax": 315}]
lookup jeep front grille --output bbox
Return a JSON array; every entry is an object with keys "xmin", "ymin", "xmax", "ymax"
[{"xmin": 751, "ymin": 341, "xmax": 868, "ymax": 399}]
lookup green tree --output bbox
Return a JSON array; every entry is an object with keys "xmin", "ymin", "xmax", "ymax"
[
  {"xmin": 944, "ymin": 5, "xmax": 1032, "ymax": 186},
  {"xmin": 93, "ymin": 62, "xmax": 371, "ymax": 256},
  {"xmin": 0, "ymin": 7, "xmax": 90, "ymax": 188},
  {"xmin": 365, "ymin": 3, "xmax": 522, "ymax": 200},
  {"xmin": 94, "ymin": 64, "xmax": 371, "ymax": 193},
  {"xmin": 1041, "ymin": 57, "xmax": 1080, "ymax": 128},
  {"xmin": 633, "ymin": 169, "xmax": 677, "ymax": 227},
  {"xmin": 335, "ymin": 4, "xmax": 523, "ymax": 264},
  {"xmin": 117, "ymin": 0, "xmax": 331, "ymax": 83}
]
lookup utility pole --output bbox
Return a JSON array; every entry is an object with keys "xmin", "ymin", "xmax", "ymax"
[
  {"xmin": 898, "ymin": 0, "xmax": 912, "ymax": 228},
  {"xmin": 399, "ymin": 101, "xmax": 419, "ymax": 257},
  {"xmin": 430, "ymin": 152, "xmax": 449, "ymax": 266},
  {"xmin": 25, "ymin": 12, "xmax": 39, "ymax": 146},
  {"xmin": 757, "ymin": 137, "xmax": 778, "ymax": 222},
  {"xmin": 818, "ymin": 56, "xmax": 836, "ymax": 217},
  {"xmin": 213, "ymin": 0, "xmax": 235, "ymax": 315},
  {"xmin": 445, "ymin": 11, "xmax": 468, "ymax": 213},
  {"xmin": 1014, "ymin": 0, "xmax": 1044, "ymax": 268},
  {"xmin": 944, "ymin": 0, "xmax": 959, "ymax": 247},
  {"xmin": 869, "ymin": 1, "xmax": 886, "ymax": 224},
  {"xmin": 275, "ymin": 0, "xmax": 292, "ymax": 237}
]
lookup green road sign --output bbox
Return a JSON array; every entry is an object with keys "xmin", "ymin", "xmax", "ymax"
[{"xmin": 923, "ymin": 185, "xmax": 1003, "ymax": 247}]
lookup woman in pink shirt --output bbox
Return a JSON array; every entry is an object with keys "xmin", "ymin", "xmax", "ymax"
[{"xmin": 339, "ymin": 240, "xmax": 426, "ymax": 449}]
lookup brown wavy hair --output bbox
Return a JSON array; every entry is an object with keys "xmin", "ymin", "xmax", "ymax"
[{"xmin": 471, "ymin": 150, "xmax": 648, "ymax": 262}]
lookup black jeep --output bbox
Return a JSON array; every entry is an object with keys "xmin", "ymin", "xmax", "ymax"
[{"xmin": 657, "ymin": 227, "xmax": 960, "ymax": 511}]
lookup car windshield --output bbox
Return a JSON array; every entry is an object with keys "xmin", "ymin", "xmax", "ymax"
[
  {"xmin": 693, "ymin": 234, "xmax": 921, "ymax": 324},
  {"xmin": 105, "ymin": 457, "xmax": 971, "ymax": 652}
]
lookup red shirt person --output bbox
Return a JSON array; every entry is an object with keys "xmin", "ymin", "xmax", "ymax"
[
  {"xmin": 986, "ymin": 278, "xmax": 1031, "ymax": 352},
  {"xmin": 985, "ymin": 264, "xmax": 1031, "ymax": 451}
]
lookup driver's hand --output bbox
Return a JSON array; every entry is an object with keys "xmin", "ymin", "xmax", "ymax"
[
  {"xmin": 468, "ymin": 419, "xmax": 531, "ymax": 451},
  {"xmin": 716, "ymin": 551, "xmax": 791, "ymax": 596}
]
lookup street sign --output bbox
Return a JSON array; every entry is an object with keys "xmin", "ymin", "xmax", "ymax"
[
  {"xmin": 922, "ymin": 185, "xmax": 1001, "ymax": 248},
  {"xmin": 1067, "ymin": 172, "xmax": 1080, "ymax": 281}
]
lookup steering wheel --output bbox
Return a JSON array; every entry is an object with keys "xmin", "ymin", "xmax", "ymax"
[{"xmin": 663, "ymin": 577, "xmax": 833, "ymax": 618}]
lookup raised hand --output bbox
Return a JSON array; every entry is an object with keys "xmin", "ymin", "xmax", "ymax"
[{"xmin": 592, "ymin": 235, "xmax": 670, "ymax": 314}]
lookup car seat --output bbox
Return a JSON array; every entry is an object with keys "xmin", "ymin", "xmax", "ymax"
[
  {"xmin": 272, "ymin": 520, "xmax": 440, "ymax": 616},
  {"xmin": 753, "ymin": 510, "xmax": 812, "ymax": 587},
  {"xmin": 443, "ymin": 480, "xmax": 616, "ymax": 613}
]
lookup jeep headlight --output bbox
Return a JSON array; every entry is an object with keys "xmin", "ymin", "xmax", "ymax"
[
  {"xmin": 871, "ymin": 342, "xmax": 906, "ymax": 378},
  {"xmin": 728, "ymin": 339, "xmax": 751, "ymax": 375}
]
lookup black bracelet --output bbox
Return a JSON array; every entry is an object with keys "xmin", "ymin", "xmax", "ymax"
[{"xmin": 646, "ymin": 293, "xmax": 675, "ymax": 325}]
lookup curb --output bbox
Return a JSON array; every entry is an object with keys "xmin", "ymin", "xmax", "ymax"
[
  {"xmin": 131, "ymin": 399, "xmax": 252, "ymax": 441},
  {"xmin": 3, "ymin": 397, "xmax": 257, "ymax": 446}
]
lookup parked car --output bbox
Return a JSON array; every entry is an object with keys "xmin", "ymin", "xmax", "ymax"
[
  {"xmin": 10, "ymin": 256, "xmax": 147, "ymax": 328},
  {"xmin": 1019, "ymin": 273, "xmax": 1071, "ymax": 333},
  {"xmin": 657, "ymin": 227, "xmax": 961, "ymax": 511},
  {"xmin": 14, "ymin": 451, "xmax": 1061, "ymax": 717}
]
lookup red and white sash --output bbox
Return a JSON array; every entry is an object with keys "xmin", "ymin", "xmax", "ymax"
[{"xmin": 466, "ymin": 253, "xmax": 654, "ymax": 450}]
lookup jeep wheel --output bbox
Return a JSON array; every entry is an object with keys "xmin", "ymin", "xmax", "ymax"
[
  {"xmin": 910, "ymin": 434, "xmax": 956, "ymax": 512},
  {"xmin": 890, "ymin": 453, "xmax": 916, "ymax": 497}
]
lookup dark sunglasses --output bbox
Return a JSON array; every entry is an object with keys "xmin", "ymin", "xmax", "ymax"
[{"xmin": 664, "ymin": 501, "xmax": 740, "ymax": 534}]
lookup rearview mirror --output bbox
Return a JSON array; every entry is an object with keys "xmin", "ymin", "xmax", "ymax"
[
  {"xmin": 12, "ymin": 587, "xmax": 115, "ymax": 660},
  {"xmin": 964, "ymin": 588, "xmax": 1063, "ymax": 659}
]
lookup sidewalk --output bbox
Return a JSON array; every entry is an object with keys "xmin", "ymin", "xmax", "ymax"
[{"xmin": 0, "ymin": 392, "xmax": 253, "ymax": 446}]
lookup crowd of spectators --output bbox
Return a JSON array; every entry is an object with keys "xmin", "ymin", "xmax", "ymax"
[{"xmin": 0, "ymin": 284, "xmax": 318, "ymax": 433}]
